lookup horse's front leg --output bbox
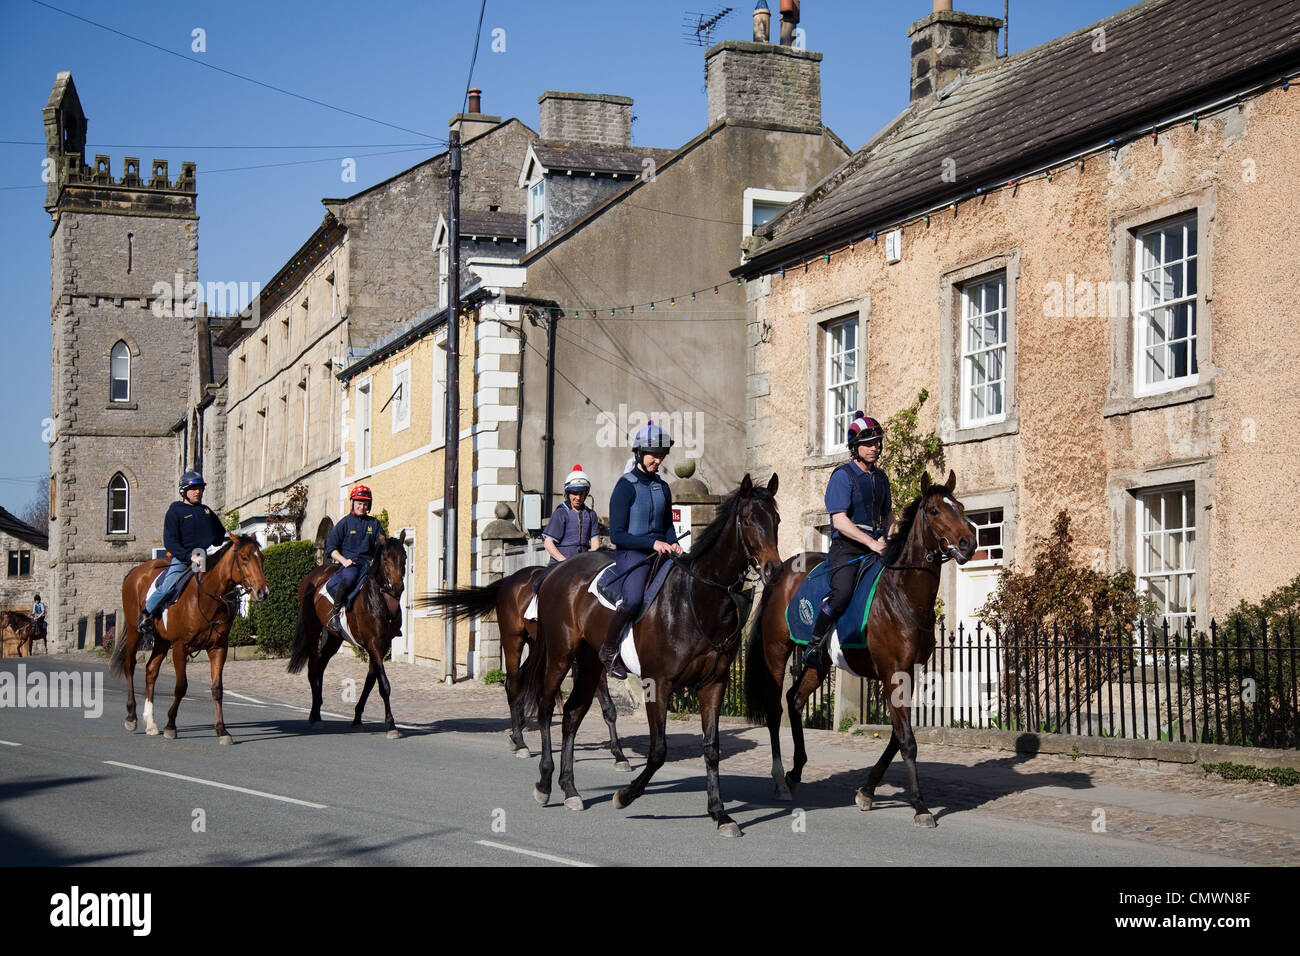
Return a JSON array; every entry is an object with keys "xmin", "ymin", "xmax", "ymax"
[
  {"xmin": 889, "ymin": 699, "xmax": 935, "ymax": 827},
  {"xmin": 163, "ymin": 645, "xmax": 188, "ymax": 740},
  {"xmin": 209, "ymin": 644, "xmax": 233, "ymax": 744},
  {"xmin": 143, "ymin": 642, "xmax": 168, "ymax": 735},
  {"xmin": 353, "ymin": 663, "xmax": 378, "ymax": 729},
  {"xmin": 596, "ymin": 670, "xmax": 632, "ymax": 771},
  {"xmin": 374, "ymin": 654, "xmax": 400, "ymax": 739},
  {"xmin": 614, "ymin": 677, "xmax": 671, "ymax": 811},
  {"xmin": 699, "ymin": 676, "xmax": 740, "ymax": 837},
  {"xmin": 784, "ymin": 658, "xmax": 826, "ymax": 794}
]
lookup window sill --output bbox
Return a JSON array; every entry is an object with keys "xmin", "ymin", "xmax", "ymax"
[
  {"xmin": 106, "ymin": 402, "xmax": 138, "ymax": 411},
  {"xmin": 803, "ymin": 452, "xmax": 847, "ymax": 470},
  {"xmin": 1103, "ymin": 380, "xmax": 1214, "ymax": 418},
  {"xmin": 104, "ymin": 534, "xmax": 135, "ymax": 542},
  {"xmin": 940, "ymin": 411, "xmax": 1019, "ymax": 446}
]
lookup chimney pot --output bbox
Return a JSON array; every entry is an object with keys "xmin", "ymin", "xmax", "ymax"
[
  {"xmin": 779, "ymin": 0, "xmax": 800, "ymax": 46},
  {"xmin": 753, "ymin": 1, "xmax": 771, "ymax": 43},
  {"xmin": 468, "ymin": 88, "xmax": 482, "ymax": 113}
]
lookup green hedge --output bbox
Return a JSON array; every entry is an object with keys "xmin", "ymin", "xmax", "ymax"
[
  {"xmin": 228, "ymin": 614, "xmax": 254, "ymax": 646},
  {"xmin": 246, "ymin": 540, "xmax": 318, "ymax": 656}
]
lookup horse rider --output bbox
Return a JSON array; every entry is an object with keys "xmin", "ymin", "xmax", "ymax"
[
  {"xmin": 542, "ymin": 465, "xmax": 601, "ymax": 564},
  {"xmin": 31, "ymin": 593, "xmax": 46, "ymax": 641},
  {"xmin": 139, "ymin": 470, "xmax": 228, "ymax": 637},
  {"xmin": 803, "ymin": 411, "xmax": 893, "ymax": 667},
  {"xmin": 324, "ymin": 485, "xmax": 387, "ymax": 633},
  {"xmin": 599, "ymin": 421, "xmax": 683, "ymax": 679}
]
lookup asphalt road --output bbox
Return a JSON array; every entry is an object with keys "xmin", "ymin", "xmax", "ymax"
[{"xmin": 0, "ymin": 657, "xmax": 1244, "ymax": 867}]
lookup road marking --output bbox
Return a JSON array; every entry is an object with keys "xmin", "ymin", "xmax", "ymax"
[
  {"xmin": 103, "ymin": 760, "xmax": 327, "ymax": 808},
  {"xmin": 225, "ymin": 691, "xmax": 265, "ymax": 705},
  {"xmin": 475, "ymin": 840, "xmax": 594, "ymax": 867},
  {"xmin": 0, "ymin": 739, "xmax": 21, "ymax": 747}
]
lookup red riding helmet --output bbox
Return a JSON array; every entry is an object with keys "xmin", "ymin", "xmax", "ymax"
[{"xmin": 349, "ymin": 485, "xmax": 373, "ymax": 503}]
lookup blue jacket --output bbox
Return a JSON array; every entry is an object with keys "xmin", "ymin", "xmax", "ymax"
[
  {"xmin": 543, "ymin": 502, "xmax": 598, "ymax": 558},
  {"xmin": 609, "ymin": 467, "xmax": 678, "ymax": 552},
  {"xmin": 163, "ymin": 500, "xmax": 228, "ymax": 558},
  {"xmin": 326, "ymin": 513, "xmax": 384, "ymax": 563},
  {"xmin": 825, "ymin": 461, "xmax": 892, "ymax": 540}
]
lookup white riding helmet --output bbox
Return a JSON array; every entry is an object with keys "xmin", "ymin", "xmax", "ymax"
[{"xmin": 563, "ymin": 465, "xmax": 592, "ymax": 494}]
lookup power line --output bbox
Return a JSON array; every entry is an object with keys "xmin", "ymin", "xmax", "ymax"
[
  {"xmin": 28, "ymin": 0, "xmax": 444, "ymax": 141},
  {"xmin": 460, "ymin": 0, "xmax": 489, "ymax": 116},
  {"xmin": 203, "ymin": 146, "xmax": 433, "ymax": 175},
  {"xmin": 1, "ymin": 139, "xmax": 441, "ymax": 150}
]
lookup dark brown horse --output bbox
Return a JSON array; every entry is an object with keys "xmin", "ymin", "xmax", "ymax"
[
  {"xmin": 110, "ymin": 534, "xmax": 270, "ymax": 743},
  {"xmin": 744, "ymin": 470, "xmax": 976, "ymax": 826},
  {"xmin": 0, "ymin": 611, "xmax": 38, "ymax": 657},
  {"xmin": 417, "ymin": 564, "xmax": 631, "ymax": 767},
  {"xmin": 287, "ymin": 532, "xmax": 407, "ymax": 738},
  {"xmin": 518, "ymin": 473, "xmax": 782, "ymax": 836}
]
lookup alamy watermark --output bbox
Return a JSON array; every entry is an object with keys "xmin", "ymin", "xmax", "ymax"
[
  {"xmin": 594, "ymin": 405, "xmax": 704, "ymax": 455},
  {"xmin": 150, "ymin": 273, "xmax": 261, "ymax": 328},
  {"xmin": 0, "ymin": 664, "xmax": 103, "ymax": 718},
  {"xmin": 50, "ymin": 886, "xmax": 151, "ymax": 936}
]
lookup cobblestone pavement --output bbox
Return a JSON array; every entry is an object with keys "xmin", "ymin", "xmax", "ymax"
[{"xmin": 156, "ymin": 656, "xmax": 1300, "ymax": 865}]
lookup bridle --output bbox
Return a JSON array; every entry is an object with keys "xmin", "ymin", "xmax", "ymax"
[
  {"xmin": 189, "ymin": 541, "xmax": 257, "ymax": 646},
  {"xmin": 677, "ymin": 496, "xmax": 773, "ymax": 655},
  {"xmin": 885, "ymin": 493, "xmax": 969, "ymax": 579}
]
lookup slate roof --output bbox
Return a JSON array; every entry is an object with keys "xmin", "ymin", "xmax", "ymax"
[
  {"xmin": 0, "ymin": 506, "xmax": 48, "ymax": 550},
  {"xmin": 742, "ymin": 0, "xmax": 1300, "ymax": 274},
  {"xmin": 460, "ymin": 211, "xmax": 525, "ymax": 239},
  {"xmin": 531, "ymin": 142, "xmax": 675, "ymax": 176}
]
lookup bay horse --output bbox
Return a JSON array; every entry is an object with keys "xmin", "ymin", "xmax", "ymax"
[
  {"xmin": 110, "ymin": 533, "xmax": 270, "ymax": 743},
  {"xmin": 744, "ymin": 470, "xmax": 976, "ymax": 827},
  {"xmin": 518, "ymin": 473, "xmax": 782, "ymax": 837},
  {"xmin": 287, "ymin": 532, "xmax": 407, "ymax": 738},
  {"xmin": 0, "ymin": 611, "xmax": 38, "ymax": 657},
  {"xmin": 416, "ymin": 564, "xmax": 631, "ymax": 768}
]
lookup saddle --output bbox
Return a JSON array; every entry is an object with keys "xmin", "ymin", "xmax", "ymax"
[
  {"xmin": 786, "ymin": 554, "xmax": 885, "ymax": 651},
  {"xmin": 146, "ymin": 566, "xmax": 196, "ymax": 616}
]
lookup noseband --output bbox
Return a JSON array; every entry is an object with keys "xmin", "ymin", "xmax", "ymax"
[{"xmin": 886, "ymin": 495, "xmax": 959, "ymax": 577}]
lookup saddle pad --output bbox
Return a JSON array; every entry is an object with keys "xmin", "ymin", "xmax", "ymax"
[
  {"xmin": 317, "ymin": 584, "xmax": 361, "ymax": 649},
  {"xmin": 146, "ymin": 567, "xmax": 195, "ymax": 630},
  {"xmin": 786, "ymin": 555, "xmax": 884, "ymax": 650},
  {"xmin": 588, "ymin": 563, "xmax": 620, "ymax": 610},
  {"xmin": 524, "ymin": 594, "xmax": 539, "ymax": 621},
  {"xmin": 584, "ymin": 565, "xmax": 641, "ymax": 675}
]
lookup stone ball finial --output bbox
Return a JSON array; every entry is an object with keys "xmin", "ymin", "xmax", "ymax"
[
  {"xmin": 494, "ymin": 501, "xmax": 512, "ymax": 520},
  {"xmin": 674, "ymin": 458, "xmax": 697, "ymax": 479}
]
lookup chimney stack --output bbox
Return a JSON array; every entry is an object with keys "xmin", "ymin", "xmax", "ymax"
[
  {"xmin": 907, "ymin": 4, "xmax": 1002, "ymax": 103},
  {"xmin": 538, "ymin": 91, "xmax": 633, "ymax": 146},
  {"xmin": 705, "ymin": 40, "xmax": 821, "ymax": 129},
  {"xmin": 448, "ymin": 88, "xmax": 500, "ymax": 140}
]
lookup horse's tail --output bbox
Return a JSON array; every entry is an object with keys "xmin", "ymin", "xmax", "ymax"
[
  {"xmin": 414, "ymin": 580, "xmax": 504, "ymax": 623},
  {"xmin": 108, "ymin": 620, "xmax": 131, "ymax": 677},
  {"xmin": 515, "ymin": 623, "xmax": 549, "ymax": 724},
  {"xmin": 286, "ymin": 579, "xmax": 317, "ymax": 675},
  {"xmin": 743, "ymin": 574, "xmax": 783, "ymax": 726}
]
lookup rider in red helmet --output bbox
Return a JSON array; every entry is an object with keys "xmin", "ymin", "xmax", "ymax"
[{"xmin": 324, "ymin": 485, "xmax": 387, "ymax": 632}]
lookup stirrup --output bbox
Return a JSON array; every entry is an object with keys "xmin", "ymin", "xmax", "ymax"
[{"xmin": 802, "ymin": 637, "xmax": 827, "ymax": 668}]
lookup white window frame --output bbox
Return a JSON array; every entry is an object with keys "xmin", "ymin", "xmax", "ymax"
[
  {"xmin": 964, "ymin": 507, "xmax": 1005, "ymax": 568},
  {"xmin": 355, "ymin": 377, "xmax": 372, "ymax": 473},
  {"xmin": 742, "ymin": 187, "xmax": 802, "ymax": 259},
  {"xmin": 299, "ymin": 377, "xmax": 309, "ymax": 467},
  {"xmin": 107, "ymin": 472, "xmax": 129, "ymax": 534},
  {"xmin": 528, "ymin": 178, "xmax": 547, "ymax": 250},
  {"xmin": 1136, "ymin": 483, "xmax": 1196, "ymax": 632},
  {"xmin": 431, "ymin": 333, "xmax": 447, "ymax": 448},
  {"xmin": 1134, "ymin": 214, "xmax": 1198, "ymax": 397},
  {"xmin": 959, "ymin": 275, "xmax": 1008, "ymax": 428},
  {"xmin": 391, "ymin": 361, "xmax": 411, "ymax": 434},
  {"xmin": 110, "ymin": 340, "xmax": 131, "ymax": 402},
  {"xmin": 427, "ymin": 501, "xmax": 445, "ymax": 607},
  {"xmin": 823, "ymin": 316, "xmax": 859, "ymax": 454},
  {"xmin": 437, "ymin": 243, "xmax": 449, "ymax": 309}
]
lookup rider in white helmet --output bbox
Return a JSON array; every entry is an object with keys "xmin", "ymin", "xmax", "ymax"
[{"xmin": 543, "ymin": 465, "xmax": 601, "ymax": 564}]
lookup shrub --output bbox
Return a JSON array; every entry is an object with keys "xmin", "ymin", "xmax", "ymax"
[
  {"xmin": 246, "ymin": 540, "xmax": 317, "ymax": 656},
  {"xmin": 227, "ymin": 614, "xmax": 254, "ymax": 647},
  {"xmin": 483, "ymin": 668, "xmax": 506, "ymax": 685},
  {"xmin": 883, "ymin": 387, "xmax": 944, "ymax": 509}
]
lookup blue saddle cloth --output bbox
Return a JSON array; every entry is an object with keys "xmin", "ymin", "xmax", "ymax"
[{"xmin": 785, "ymin": 555, "xmax": 884, "ymax": 650}]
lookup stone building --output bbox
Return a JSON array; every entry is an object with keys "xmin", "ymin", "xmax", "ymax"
[
  {"xmin": 43, "ymin": 73, "xmax": 206, "ymax": 651},
  {"xmin": 736, "ymin": 0, "xmax": 1300, "ymax": 673},
  {"xmin": 219, "ymin": 96, "xmax": 537, "ymax": 555},
  {"xmin": 0, "ymin": 507, "xmax": 49, "ymax": 616}
]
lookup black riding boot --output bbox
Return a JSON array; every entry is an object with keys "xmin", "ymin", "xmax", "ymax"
[
  {"xmin": 803, "ymin": 609, "xmax": 835, "ymax": 668},
  {"xmin": 599, "ymin": 608, "xmax": 634, "ymax": 680},
  {"xmin": 137, "ymin": 610, "xmax": 156, "ymax": 638}
]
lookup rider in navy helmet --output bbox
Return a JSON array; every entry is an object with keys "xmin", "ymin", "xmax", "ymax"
[
  {"xmin": 599, "ymin": 421, "xmax": 682, "ymax": 679},
  {"xmin": 543, "ymin": 465, "xmax": 601, "ymax": 564},
  {"xmin": 139, "ymin": 470, "xmax": 228, "ymax": 636},
  {"xmin": 803, "ymin": 412, "xmax": 893, "ymax": 667}
]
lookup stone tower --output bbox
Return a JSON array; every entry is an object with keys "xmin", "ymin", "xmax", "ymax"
[{"xmin": 45, "ymin": 73, "xmax": 198, "ymax": 651}]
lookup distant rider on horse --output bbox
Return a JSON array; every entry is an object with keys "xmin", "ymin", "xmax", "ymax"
[
  {"xmin": 139, "ymin": 470, "xmax": 228, "ymax": 637},
  {"xmin": 599, "ymin": 422, "xmax": 682, "ymax": 679},
  {"xmin": 324, "ymin": 485, "xmax": 387, "ymax": 633},
  {"xmin": 32, "ymin": 593, "xmax": 46, "ymax": 642},
  {"xmin": 802, "ymin": 412, "xmax": 893, "ymax": 666},
  {"xmin": 543, "ymin": 465, "xmax": 601, "ymax": 564}
]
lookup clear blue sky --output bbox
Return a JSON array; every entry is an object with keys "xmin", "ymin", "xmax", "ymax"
[{"xmin": 0, "ymin": 0, "xmax": 1130, "ymax": 515}]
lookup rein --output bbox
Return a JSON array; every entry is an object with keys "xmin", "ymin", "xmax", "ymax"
[
  {"xmin": 187, "ymin": 545, "xmax": 246, "ymax": 650},
  {"xmin": 884, "ymin": 497, "xmax": 952, "ymax": 578}
]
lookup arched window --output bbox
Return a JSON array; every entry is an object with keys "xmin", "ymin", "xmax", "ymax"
[
  {"xmin": 107, "ymin": 473, "xmax": 128, "ymax": 534},
  {"xmin": 110, "ymin": 341, "xmax": 130, "ymax": 402}
]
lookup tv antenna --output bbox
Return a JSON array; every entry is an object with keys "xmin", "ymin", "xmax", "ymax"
[{"xmin": 681, "ymin": 7, "xmax": 734, "ymax": 48}]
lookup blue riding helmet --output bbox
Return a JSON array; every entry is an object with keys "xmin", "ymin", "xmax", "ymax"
[
  {"xmin": 179, "ymin": 470, "xmax": 207, "ymax": 493},
  {"xmin": 632, "ymin": 420, "xmax": 674, "ymax": 457}
]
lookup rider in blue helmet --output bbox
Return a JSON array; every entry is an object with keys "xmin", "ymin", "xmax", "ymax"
[
  {"xmin": 803, "ymin": 412, "xmax": 892, "ymax": 667},
  {"xmin": 599, "ymin": 421, "xmax": 682, "ymax": 679},
  {"xmin": 139, "ymin": 470, "xmax": 228, "ymax": 637}
]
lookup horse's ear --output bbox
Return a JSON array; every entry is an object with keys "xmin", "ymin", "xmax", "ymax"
[
  {"xmin": 398, "ymin": 529, "xmax": 407, "ymax": 544},
  {"xmin": 946, "ymin": 469, "xmax": 957, "ymax": 492},
  {"xmin": 229, "ymin": 531, "xmax": 239, "ymax": 545},
  {"xmin": 921, "ymin": 472, "xmax": 931, "ymax": 495},
  {"xmin": 740, "ymin": 473, "xmax": 753, "ymax": 496},
  {"xmin": 766, "ymin": 472, "xmax": 779, "ymax": 495}
]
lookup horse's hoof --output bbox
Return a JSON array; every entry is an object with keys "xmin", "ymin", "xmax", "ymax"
[
  {"xmin": 386, "ymin": 729, "xmax": 402, "ymax": 740},
  {"xmin": 855, "ymin": 789, "xmax": 872, "ymax": 811},
  {"xmin": 614, "ymin": 760, "xmax": 633, "ymax": 772},
  {"xmin": 613, "ymin": 789, "xmax": 629, "ymax": 810},
  {"xmin": 784, "ymin": 773, "xmax": 799, "ymax": 795},
  {"xmin": 914, "ymin": 812, "xmax": 937, "ymax": 828},
  {"xmin": 533, "ymin": 786, "xmax": 549, "ymax": 806},
  {"xmin": 564, "ymin": 795, "xmax": 585, "ymax": 811},
  {"xmin": 350, "ymin": 721, "xmax": 363, "ymax": 730},
  {"xmin": 163, "ymin": 728, "xmax": 177, "ymax": 740},
  {"xmin": 717, "ymin": 821, "xmax": 743, "ymax": 838},
  {"xmin": 515, "ymin": 746, "xmax": 532, "ymax": 758},
  {"xmin": 124, "ymin": 718, "xmax": 137, "ymax": 732},
  {"xmin": 145, "ymin": 726, "xmax": 159, "ymax": 737},
  {"xmin": 218, "ymin": 734, "xmax": 234, "ymax": 746}
]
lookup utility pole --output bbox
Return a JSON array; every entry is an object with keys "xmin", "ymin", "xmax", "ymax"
[
  {"xmin": 543, "ymin": 308, "xmax": 557, "ymax": 515},
  {"xmin": 443, "ymin": 130, "xmax": 461, "ymax": 685}
]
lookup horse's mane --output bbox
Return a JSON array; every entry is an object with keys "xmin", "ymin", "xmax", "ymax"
[
  {"xmin": 881, "ymin": 485, "xmax": 946, "ymax": 567},
  {"xmin": 361, "ymin": 537, "xmax": 404, "ymax": 623},
  {"xmin": 684, "ymin": 482, "xmax": 775, "ymax": 564}
]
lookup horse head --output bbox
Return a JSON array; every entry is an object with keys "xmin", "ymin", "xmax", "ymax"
[
  {"xmin": 227, "ymin": 532, "xmax": 271, "ymax": 600},
  {"xmin": 737, "ymin": 472, "xmax": 783, "ymax": 585},
  {"xmin": 917, "ymin": 470, "xmax": 977, "ymax": 565}
]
